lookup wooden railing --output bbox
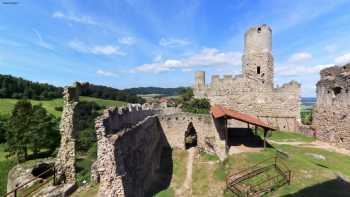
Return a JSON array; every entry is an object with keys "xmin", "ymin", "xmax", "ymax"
[
  {"xmin": 3, "ymin": 167, "xmax": 56, "ymax": 197},
  {"xmin": 226, "ymin": 152, "xmax": 291, "ymax": 197}
]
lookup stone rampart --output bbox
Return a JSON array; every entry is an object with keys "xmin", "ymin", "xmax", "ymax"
[{"xmin": 95, "ymin": 106, "xmax": 172, "ymax": 197}]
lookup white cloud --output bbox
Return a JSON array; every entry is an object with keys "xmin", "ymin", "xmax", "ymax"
[
  {"xmin": 133, "ymin": 48, "xmax": 241, "ymax": 73},
  {"xmin": 118, "ymin": 36, "xmax": 136, "ymax": 45},
  {"xmin": 276, "ymin": 64, "xmax": 333, "ymax": 76},
  {"xmin": 288, "ymin": 52, "xmax": 312, "ymax": 63},
  {"xmin": 334, "ymin": 53, "xmax": 350, "ymax": 65},
  {"xmin": 159, "ymin": 37, "xmax": 190, "ymax": 48},
  {"xmin": 68, "ymin": 40, "xmax": 126, "ymax": 56},
  {"xmin": 153, "ymin": 54, "xmax": 163, "ymax": 62},
  {"xmin": 96, "ymin": 69, "xmax": 118, "ymax": 77},
  {"xmin": 323, "ymin": 44, "xmax": 337, "ymax": 53},
  {"xmin": 52, "ymin": 11, "xmax": 98, "ymax": 25},
  {"xmin": 33, "ymin": 29, "xmax": 54, "ymax": 50}
]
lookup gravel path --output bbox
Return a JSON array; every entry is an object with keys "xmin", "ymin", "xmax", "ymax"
[
  {"xmin": 176, "ymin": 147, "xmax": 196, "ymax": 197},
  {"xmin": 269, "ymin": 140, "xmax": 350, "ymax": 156}
]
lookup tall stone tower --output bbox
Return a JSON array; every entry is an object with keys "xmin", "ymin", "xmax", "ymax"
[
  {"xmin": 194, "ymin": 71, "xmax": 206, "ymax": 98},
  {"xmin": 242, "ymin": 24, "xmax": 274, "ymax": 89}
]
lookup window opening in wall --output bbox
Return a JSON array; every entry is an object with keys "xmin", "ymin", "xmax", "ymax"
[
  {"xmin": 257, "ymin": 66, "xmax": 261, "ymax": 74},
  {"xmin": 257, "ymin": 27, "xmax": 261, "ymax": 33},
  {"xmin": 333, "ymin": 87, "xmax": 342, "ymax": 95},
  {"xmin": 184, "ymin": 122, "xmax": 197, "ymax": 149}
]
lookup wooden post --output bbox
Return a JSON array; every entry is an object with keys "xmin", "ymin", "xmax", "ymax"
[
  {"xmin": 225, "ymin": 118, "xmax": 228, "ymax": 154},
  {"xmin": 263, "ymin": 128, "xmax": 267, "ymax": 149},
  {"xmin": 254, "ymin": 126, "xmax": 257, "ymax": 135}
]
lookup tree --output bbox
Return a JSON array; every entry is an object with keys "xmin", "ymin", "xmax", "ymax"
[
  {"xmin": 29, "ymin": 105, "xmax": 59, "ymax": 156},
  {"xmin": 0, "ymin": 115, "xmax": 7, "ymax": 143},
  {"xmin": 6, "ymin": 101, "xmax": 60, "ymax": 162},
  {"xmin": 179, "ymin": 88, "xmax": 194, "ymax": 102},
  {"xmin": 183, "ymin": 98, "xmax": 210, "ymax": 114},
  {"xmin": 6, "ymin": 100, "xmax": 33, "ymax": 161}
]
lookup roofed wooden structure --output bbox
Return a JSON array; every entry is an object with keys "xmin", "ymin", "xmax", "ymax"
[{"xmin": 210, "ymin": 105, "xmax": 275, "ymax": 150}]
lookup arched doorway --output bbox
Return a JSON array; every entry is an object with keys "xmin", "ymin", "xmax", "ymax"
[{"xmin": 184, "ymin": 122, "xmax": 197, "ymax": 149}]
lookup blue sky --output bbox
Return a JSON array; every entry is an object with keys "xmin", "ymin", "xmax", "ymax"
[{"xmin": 1, "ymin": 0, "xmax": 350, "ymax": 97}]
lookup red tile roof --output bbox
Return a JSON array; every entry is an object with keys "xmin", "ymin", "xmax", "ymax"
[{"xmin": 210, "ymin": 105, "xmax": 275, "ymax": 130}]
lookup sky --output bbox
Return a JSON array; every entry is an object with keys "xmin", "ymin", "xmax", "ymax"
[{"xmin": 1, "ymin": 0, "xmax": 350, "ymax": 97}]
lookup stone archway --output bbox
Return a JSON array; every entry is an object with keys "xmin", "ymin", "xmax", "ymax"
[{"xmin": 184, "ymin": 122, "xmax": 198, "ymax": 149}]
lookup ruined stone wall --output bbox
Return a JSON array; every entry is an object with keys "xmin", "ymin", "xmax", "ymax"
[
  {"xmin": 158, "ymin": 113, "xmax": 227, "ymax": 160},
  {"xmin": 193, "ymin": 24, "xmax": 301, "ymax": 131},
  {"xmin": 313, "ymin": 64, "xmax": 350, "ymax": 149},
  {"xmin": 95, "ymin": 106, "xmax": 173, "ymax": 197},
  {"xmin": 55, "ymin": 84, "xmax": 80, "ymax": 184}
]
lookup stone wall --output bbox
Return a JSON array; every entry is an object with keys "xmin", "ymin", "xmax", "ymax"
[
  {"xmin": 193, "ymin": 24, "xmax": 301, "ymax": 131},
  {"xmin": 158, "ymin": 113, "xmax": 227, "ymax": 160},
  {"xmin": 55, "ymin": 84, "xmax": 80, "ymax": 184},
  {"xmin": 95, "ymin": 105, "xmax": 230, "ymax": 196},
  {"xmin": 313, "ymin": 64, "xmax": 350, "ymax": 149},
  {"xmin": 95, "ymin": 106, "xmax": 173, "ymax": 197}
]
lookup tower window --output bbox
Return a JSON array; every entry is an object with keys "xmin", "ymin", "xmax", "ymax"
[
  {"xmin": 257, "ymin": 27, "xmax": 261, "ymax": 33},
  {"xmin": 333, "ymin": 87, "xmax": 342, "ymax": 95},
  {"xmin": 257, "ymin": 66, "xmax": 261, "ymax": 74}
]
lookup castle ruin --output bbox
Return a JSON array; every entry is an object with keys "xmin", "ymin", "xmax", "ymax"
[
  {"xmin": 193, "ymin": 24, "xmax": 301, "ymax": 132},
  {"xmin": 313, "ymin": 63, "xmax": 350, "ymax": 150},
  {"xmin": 55, "ymin": 83, "xmax": 80, "ymax": 184}
]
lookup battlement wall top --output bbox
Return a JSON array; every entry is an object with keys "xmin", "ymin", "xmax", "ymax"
[
  {"xmin": 95, "ymin": 104, "xmax": 155, "ymax": 137},
  {"xmin": 320, "ymin": 63, "xmax": 350, "ymax": 80}
]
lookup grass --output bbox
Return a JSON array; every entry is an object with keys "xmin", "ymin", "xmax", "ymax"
[
  {"xmin": 71, "ymin": 184, "xmax": 99, "ymax": 197},
  {"xmin": 190, "ymin": 143, "xmax": 350, "ymax": 197},
  {"xmin": 0, "ymin": 96, "xmax": 127, "ymax": 118},
  {"xmin": 0, "ymin": 144, "xmax": 15, "ymax": 196},
  {"xmin": 76, "ymin": 143, "xmax": 97, "ymax": 185},
  {"xmin": 259, "ymin": 130, "xmax": 315, "ymax": 143}
]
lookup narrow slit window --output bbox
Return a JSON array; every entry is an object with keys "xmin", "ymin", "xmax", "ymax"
[{"xmin": 257, "ymin": 66, "xmax": 261, "ymax": 74}]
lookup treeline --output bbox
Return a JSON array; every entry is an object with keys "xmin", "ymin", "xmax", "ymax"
[
  {"xmin": 0, "ymin": 74, "xmax": 63, "ymax": 100},
  {"xmin": 0, "ymin": 74, "xmax": 145, "ymax": 103},
  {"xmin": 124, "ymin": 87, "xmax": 187, "ymax": 96},
  {"xmin": 80, "ymin": 83, "xmax": 145, "ymax": 103}
]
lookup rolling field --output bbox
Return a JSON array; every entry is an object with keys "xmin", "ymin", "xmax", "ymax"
[{"xmin": 0, "ymin": 96, "xmax": 127, "ymax": 118}]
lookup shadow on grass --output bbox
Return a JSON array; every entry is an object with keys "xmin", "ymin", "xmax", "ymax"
[
  {"xmin": 227, "ymin": 128, "xmax": 273, "ymax": 148},
  {"xmin": 283, "ymin": 177, "xmax": 350, "ymax": 197}
]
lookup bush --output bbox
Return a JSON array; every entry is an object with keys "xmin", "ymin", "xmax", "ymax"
[
  {"xmin": 182, "ymin": 98, "xmax": 210, "ymax": 114},
  {"xmin": 54, "ymin": 106, "xmax": 63, "ymax": 112}
]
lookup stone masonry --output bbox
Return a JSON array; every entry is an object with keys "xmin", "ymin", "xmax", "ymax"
[
  {"xmin": 95, "ymin": 105, "xmax": 228, "ymax": 196},
  {"xmin": 55, "ymin": 83, "xmax": 80, "ymax": 184},
  {"xmin": 313, "ymin": 64, "xmax": 350, "ymax": 150},
  {"xmin": 193, "ymin": 25, "xmax": 301, "ymax": 132}
]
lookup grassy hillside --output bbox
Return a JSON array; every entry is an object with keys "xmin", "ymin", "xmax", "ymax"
[{"xmin": 0, "ymin": 96, "xmax": 127, "ymax": 118}]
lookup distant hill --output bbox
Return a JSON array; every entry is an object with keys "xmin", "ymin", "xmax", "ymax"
[
  {"xmin": 124, "ymin": 87, "xmax": 187, "ymax": 96},
  {"xmin": 301, "ymin": 97, "xmax": 316, "ymax": 106},
  {"xmin": 0, "ymin": 74, "xmax": 144, "ymax": 103}
]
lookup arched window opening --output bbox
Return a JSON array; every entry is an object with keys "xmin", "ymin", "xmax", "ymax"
[
  {"xmin": 184, "ymin": 122, "xmax": 197, "ymax": 149},
  {"xmin": 333, "ymin": 87, "xmax": 342, "ymax": 96}
]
